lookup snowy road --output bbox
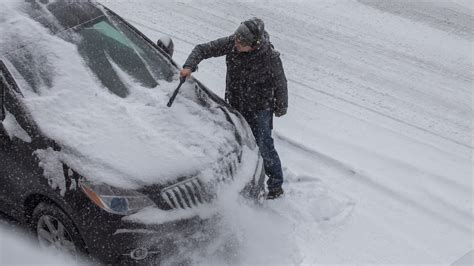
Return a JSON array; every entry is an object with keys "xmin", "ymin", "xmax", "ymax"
[{"xmin": 104, "ymin": 0, "xmax": 472, "ymax": 264}]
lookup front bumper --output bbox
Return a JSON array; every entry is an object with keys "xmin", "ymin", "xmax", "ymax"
[
  {"xmin": 112, "ymin": 214, "xmax": 219, "ymax": 264},
  {"xmin": 72, "ymin": 150, "xmax": 265, "ymax": 264},
  {"xmin": 73, "ymin": 198, "xmax": 219, "ymax": 264}
]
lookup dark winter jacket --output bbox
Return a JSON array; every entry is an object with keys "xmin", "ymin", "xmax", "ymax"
[{"xmin": 183, "ymin": 32, "xmax": 288, "ymax": 114}]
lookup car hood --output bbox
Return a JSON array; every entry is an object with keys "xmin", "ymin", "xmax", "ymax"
[{"xmin": 28, "ymin": 78, "xmax": 242, "ymax": 190}]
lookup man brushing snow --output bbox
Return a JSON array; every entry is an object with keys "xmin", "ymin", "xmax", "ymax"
[{"xmin": 180, "ymin": 17, "xmax": 288, "ymax": 199}]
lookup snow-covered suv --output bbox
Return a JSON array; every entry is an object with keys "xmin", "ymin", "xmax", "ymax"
[{"xmin": 0, "ymin": 0, "xmax": 264, "ymax": 263}]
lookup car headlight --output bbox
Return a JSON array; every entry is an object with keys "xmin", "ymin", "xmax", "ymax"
[{"xmin": 79, "ymin": 180, "xmax": 155, "ymax": 215}]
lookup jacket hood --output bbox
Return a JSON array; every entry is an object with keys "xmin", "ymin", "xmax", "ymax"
[
  {"xmin": 250, "ymin": 31, "xmax": 272, "ymax": 55},
  {"xmin": 235, "ymin": 17, "xmax": 265, "ymax": 47}
]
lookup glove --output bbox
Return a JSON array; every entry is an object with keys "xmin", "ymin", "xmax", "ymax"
[
  {"xmin": 180, "ymin": 67, "xmax": 192, "ymax": 80},
  {"xmin": 274, "ymin": 108, "xmax": 287, "ymax": 117}
]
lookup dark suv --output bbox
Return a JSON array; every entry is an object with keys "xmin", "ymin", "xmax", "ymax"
[{"xmin": 0, "ymin": 0, "xmax": 264, "ymax": 264}]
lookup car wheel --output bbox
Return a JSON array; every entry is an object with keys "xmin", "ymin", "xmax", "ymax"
[{"xmin": 32, "ymin": 202, "xmax": 87, "ymax": 259}]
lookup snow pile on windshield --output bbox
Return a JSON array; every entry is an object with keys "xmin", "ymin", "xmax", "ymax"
[{"xmin": 0, "ymin": 2, "xmax": 239, "ymax": 189}]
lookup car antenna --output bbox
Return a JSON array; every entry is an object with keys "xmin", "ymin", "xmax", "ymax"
[{"xmin": 167, "ymin": 76, "xmax": 186, "ymax": 107}]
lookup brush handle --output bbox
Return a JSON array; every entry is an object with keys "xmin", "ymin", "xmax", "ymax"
[{"xmin": 167, "ymin": 76, "xmax": 186, "ymax": 107}]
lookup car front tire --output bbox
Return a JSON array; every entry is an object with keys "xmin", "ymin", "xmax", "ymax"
[{"xmin": 31, "ymin": 202, "xmax": 87, "ymax": 260}]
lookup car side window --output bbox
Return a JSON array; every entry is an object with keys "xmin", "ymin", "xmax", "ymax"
[{"xmin": 0, "ymin": 60, "xmax": 33, "ymax": 143}]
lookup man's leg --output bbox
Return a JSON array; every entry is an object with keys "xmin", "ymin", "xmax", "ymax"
[{"xmin": 246, "ymin": 111, "xmax": 284, "ymax": 192}]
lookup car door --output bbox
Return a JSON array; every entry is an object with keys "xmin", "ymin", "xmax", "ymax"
[
  {"xmin": 0, "ymin": 60, "xmax": 48, "ymax": 220},
  {"xmin": 0, "ymin": 60, "xmax": 14, "ymax": 214}
]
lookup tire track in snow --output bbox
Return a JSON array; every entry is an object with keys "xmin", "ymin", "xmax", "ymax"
[
  {"xmin": 275, "ymin": 126, "xmax": 470, "ymax": 195},
  {"xmin": 257, "ymin": 2, "xmax": 472, "ymax": 148},
  {"xmin": 286, "ymin": 81, "xmax": 470, "ymax": 161},
  {"xmin": 274, "ymin": 131, "xmax": 358, "ymax": 177},
  {"xmin": 287, "ymin": 77, "xmax": 472, "ymax": 150},
  {"xmin": 358, "ymin": 0, "xmax": 474, "ymax": 40},
  {"xmin": 276, "ymin": 30, "xmax": 471, "ymax": 149},
  {"xmin": 422, "ymin": 188, "xmax": 473, "ymax": 224},
  {"xmin": 275, "ymin": 132, "xmax": 473, "ymax": 235}
]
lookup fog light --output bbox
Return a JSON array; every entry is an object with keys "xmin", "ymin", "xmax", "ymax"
[{"xmin": 130, "ymin": 247, "xmax": 148, "ymax": 260}]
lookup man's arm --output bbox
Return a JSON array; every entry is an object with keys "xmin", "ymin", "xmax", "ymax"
[
  {"xmin": 183, "ymin": 35, "xmax": 235, "ymax": 72},
  {"xmin": 272, "ymin": 54, "xmax": 288, "ymax": 117}
]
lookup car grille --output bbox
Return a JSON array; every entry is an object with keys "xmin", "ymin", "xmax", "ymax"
[{"xmin": 160, "ymin": 151, "xmax": 241, "ymax": 210}]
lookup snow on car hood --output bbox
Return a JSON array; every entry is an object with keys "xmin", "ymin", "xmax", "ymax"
[{"xmin": 0, "ymin": 2, "xmax": 240, "ymax": 189}]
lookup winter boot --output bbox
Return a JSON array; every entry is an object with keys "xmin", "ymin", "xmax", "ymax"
[{"xmin": 266, "ymin": 187, "xmax": 284, "ymax": 200}]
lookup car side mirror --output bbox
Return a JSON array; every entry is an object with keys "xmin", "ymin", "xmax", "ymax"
[{"xmin": 156, "ymin": 36, "xmax": 174, "ymax": 58}]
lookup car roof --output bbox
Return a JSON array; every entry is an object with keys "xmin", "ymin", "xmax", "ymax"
[{"xmin": 25, "ymin": 0, "xmax": 104, "ymax": 34}]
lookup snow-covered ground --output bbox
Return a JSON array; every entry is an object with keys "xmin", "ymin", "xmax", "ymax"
[
  {"xmin": 0, "ymin": 223, "xmax": 82, "ymax": 265},
  {"xmin": 97, "ymin": 0, "xmax": 473, "ymax": 265},
  {"xmin": 0, "ymin": 0, "xmax": 472, "ymax": 265}
]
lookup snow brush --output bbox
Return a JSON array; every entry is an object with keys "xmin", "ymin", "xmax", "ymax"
[{"xmin": 167, "ymin": 76, "xmax": 186, "ymax": 107}]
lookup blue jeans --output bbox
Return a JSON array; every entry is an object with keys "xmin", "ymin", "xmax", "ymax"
[{"xmin": 242, "ymin": 110, "xmax": 283, "ymax": 191}]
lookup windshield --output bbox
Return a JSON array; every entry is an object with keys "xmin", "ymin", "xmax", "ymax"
[
  {"xmin": 2, "ymin": 2, "xmax": 175, "ymax": 98},
  {"xmin": 64, "ymin": 16, "xmax": 174, "ymax": 97}
]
